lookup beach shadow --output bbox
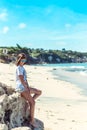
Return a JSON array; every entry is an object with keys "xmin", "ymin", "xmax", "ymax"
[
  {"xmin": 34, "ymin": 118, "xmax": 44, "ymax": 130},
  {"xmin": 23, "ymin": 118, "xmax": 44, "ymax": 130}
]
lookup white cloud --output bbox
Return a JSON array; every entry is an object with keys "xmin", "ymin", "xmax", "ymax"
[
  {"xmin": 2, "ymin": 26, "xmax": 9, "ymax": 34},
  {"xmin": 0, "ymin": 9, "xmax": 8, "ymax": 21},
  {"xmin": 18, "ymin": 23, "xmax": 26, "ymax": 29}
]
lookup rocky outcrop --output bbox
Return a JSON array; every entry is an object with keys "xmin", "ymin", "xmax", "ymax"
[
  {"xmin": 11, "ymin": 127, "xmax": 31, "ymax": 130},
  {"xmin": 0, "ymin": 124, "xmax": 8, "ymax": 130},
  {"xmin": 0, "ymin": 82, "xmax": 44, "ymax": 130}
]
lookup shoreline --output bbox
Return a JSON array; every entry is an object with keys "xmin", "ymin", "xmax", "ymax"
[
  {"xmin": 51, "ymin": 67, "xmax": 87, "ymax": 96},
  {"xmin": 0, "ymin": 63, "xmax": 87, "ymax": 130}
]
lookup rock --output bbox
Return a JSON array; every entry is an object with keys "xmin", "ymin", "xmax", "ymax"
[
  {"xmin": 0, "ymin": 82, "xmax": 15, "ymax": 96},
  {"xmin": 0, "ymin": 94, "xmax": 8, "ymax": 123},
  {"xmin": 0, "ymin": 82, "xmax": 44, "ymax": 130},
  {"xmin": 0, "ymin": 123, "xmax": 8, "ymax": 130},
  {"xmin": 8, "ymin": 93, "xmax": 29, "ymax": 129},
  {"xmin": 11, "ymin": 127, "xmax": 31, "ymax": 130},
  {"xmin": 0, "ymin": 83, "xmax": 29, "ymax": 129},
  {"xmin": 0, "ymin": 86, "xmax": 6, "ymax": 95}
]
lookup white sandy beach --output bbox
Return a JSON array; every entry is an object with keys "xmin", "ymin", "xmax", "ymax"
[{"xmin": 0, "ymin": 63, "xmax": 87, "ymax": 130}]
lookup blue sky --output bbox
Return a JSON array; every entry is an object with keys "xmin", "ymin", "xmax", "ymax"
[{"xmin": 0, "ymin": 0, "xmax": 87, "ymax": 52}]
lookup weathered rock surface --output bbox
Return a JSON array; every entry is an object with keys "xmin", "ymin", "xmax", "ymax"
[
  {"xmin": 0, "ymin": 82, "xmax": 44, "ymax": 130},
  {"xmin": 0, "ymin": 123, "xmax": 8, "ymax": 130},
  {"xmin": 11, "ymin": 127, "xmax": 31, "ymax": 130}
]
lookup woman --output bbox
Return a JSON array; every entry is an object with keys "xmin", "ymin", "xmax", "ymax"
[{"xmin": 15, "ymin": 53, "xmax": 42, "ymax": 127}]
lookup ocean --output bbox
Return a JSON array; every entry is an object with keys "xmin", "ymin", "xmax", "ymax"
[{"xmin": 43, "ymin": 62, "xmax": 87, "ymax": 96}]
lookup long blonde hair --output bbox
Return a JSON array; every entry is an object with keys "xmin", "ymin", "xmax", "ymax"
[{"xmin": 16, "ymin": 53, "xmax": 26, "ymax": 66}]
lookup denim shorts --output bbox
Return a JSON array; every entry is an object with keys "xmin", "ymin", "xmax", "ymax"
[{"xmin": 15, "ymin": 84, "xmax": 25, "ymax": 93}]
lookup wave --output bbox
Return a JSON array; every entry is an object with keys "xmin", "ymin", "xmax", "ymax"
[
  {"xmin": 63, "ymin": 66, "xmax": 86, "ymax": 72},
  {"xmin": 61, "ymin": 66, "xmax": 87, "ymax": 77}
]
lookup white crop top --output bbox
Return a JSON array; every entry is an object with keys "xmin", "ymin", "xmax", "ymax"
[{"xmin": 16, "ymin": 65, "xmax": 27, "ymax": 84}]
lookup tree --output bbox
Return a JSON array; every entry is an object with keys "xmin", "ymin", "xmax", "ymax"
[
  {"xmin": 16, "ymin": 44, "xmax": 22, "ymax": 49},
  {"xmin": 62, "ymin": 48, "xmax": 66, "ymax": 51}
]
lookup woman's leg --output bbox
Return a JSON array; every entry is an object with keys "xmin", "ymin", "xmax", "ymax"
[
  {"xmin": 21, "ymin": 90, "xmax": 36, "ymax": 126},
  {"xmin": 29, "ymin": 87, "xmax": 42, "ymax": 100}
]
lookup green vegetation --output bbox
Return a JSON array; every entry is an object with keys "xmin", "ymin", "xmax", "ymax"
[{"xmin": 0, "ymin": 44, "xmax": 87, "ymax": 64}]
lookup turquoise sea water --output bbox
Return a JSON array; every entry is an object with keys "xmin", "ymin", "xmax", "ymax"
[{"xmin": 40, "ymin": 62, "xmax": 87, "ymax": 69}]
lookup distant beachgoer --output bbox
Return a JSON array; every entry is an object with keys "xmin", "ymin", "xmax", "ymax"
[{"xmin": 15, "ymin": 53, "xmax": 42, "ymax": 127}]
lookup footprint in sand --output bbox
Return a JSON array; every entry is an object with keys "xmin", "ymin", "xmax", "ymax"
[{"xmin": 57, "ymin": 118, "xmax": 65, "ymax": 121}]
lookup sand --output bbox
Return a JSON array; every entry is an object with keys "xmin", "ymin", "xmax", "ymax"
[{"xmin": 0, "ymin": 63, "xmax": 87, "ymax": 130}]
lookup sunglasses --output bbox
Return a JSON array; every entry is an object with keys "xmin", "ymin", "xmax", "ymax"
[{"xmin": 21, "ymin": 59, "xmax": 27, "ymax": 63}]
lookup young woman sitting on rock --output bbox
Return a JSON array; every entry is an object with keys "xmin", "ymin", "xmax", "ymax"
[{"xmin": 15, "ymin": 53, "xmax": 42, "ymax": 127}]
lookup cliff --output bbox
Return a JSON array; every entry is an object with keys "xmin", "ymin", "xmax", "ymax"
[{"xmin": 1, "ymin": 45, "xmax": 87, "ymax": 64}]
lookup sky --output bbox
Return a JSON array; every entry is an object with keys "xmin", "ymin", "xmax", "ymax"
[{"xmin": 0, "ymin": 0, "xmax": 87, "ymax": 52}]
